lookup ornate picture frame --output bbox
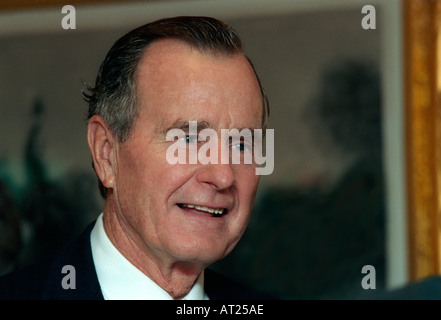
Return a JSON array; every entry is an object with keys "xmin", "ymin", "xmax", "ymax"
[{"xmin": 404, "ymin": 0, "xmax": 441, "ymax": 282}]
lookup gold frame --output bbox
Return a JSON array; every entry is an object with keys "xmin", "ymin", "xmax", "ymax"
[{"xmin": 404, "ymin": 0, "xmax": 441, "ymax": 281}]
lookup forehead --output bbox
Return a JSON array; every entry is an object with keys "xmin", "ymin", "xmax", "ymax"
[{"xmin": 133, "ymin": 39, "xmax": 263, "ymax": 130}]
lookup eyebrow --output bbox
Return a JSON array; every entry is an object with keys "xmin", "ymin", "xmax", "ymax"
[
  {"xmin": 160, "ymin": 118, "xmax": 260, "ymax": 136},
  {"xmin": 160, "ymin": 119, "xmax": 213, "ymax": 136}
]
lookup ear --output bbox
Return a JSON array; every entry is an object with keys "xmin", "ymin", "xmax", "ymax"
[{"xmin": 87, "ymin": 115, "xmax": 117, "ymax": 190}]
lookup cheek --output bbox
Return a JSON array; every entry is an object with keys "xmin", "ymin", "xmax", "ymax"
[
  {"xmin": 113, "ymin": 144, "xmax": 160, "ymax": 216},
  {"xmin": 117, "ymin": 140, "xmax": 168, "ymax": 186},
  {"xmin": 113, "ymin": 145, "xmax": 192, "ymax": 243},
  {"xmin": 115, "ymin": 143, "xmax": 194, "ymax": 210},
  {"xmin": 232, "ymin": 166, "xmax": 260, "ymax": 227},
  {"xmin": 237, "ymin": 166, "xmax": 260, "ymax": 201}
]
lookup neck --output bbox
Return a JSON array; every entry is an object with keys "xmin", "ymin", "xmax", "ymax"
[{"xmin": 102, "ymin": 202, "xmax": 205, "ymax": 300}]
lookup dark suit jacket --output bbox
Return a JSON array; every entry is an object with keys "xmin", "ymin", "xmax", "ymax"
[
  {"xmin": 0, "ymin": 221, "xmax": 272, "ymax": 300},
  {"xmin": 368, "ymin": 276, "xmax": 441, "ymax": 300}
]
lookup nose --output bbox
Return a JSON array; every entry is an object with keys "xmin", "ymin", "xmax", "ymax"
[{"xmin": 196, "ymin": 162, "xmax": 236, "ymax": 190}]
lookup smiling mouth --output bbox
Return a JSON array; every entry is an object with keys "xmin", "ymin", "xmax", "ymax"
[{"xmin": 177, "ymin": 203, "xmax": 227, "ymax": 218}]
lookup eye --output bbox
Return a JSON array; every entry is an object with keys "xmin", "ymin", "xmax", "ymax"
[
  {"xmin": 231, "ymin": 140, "xmax": 251, "ymax": 152},
  {"xmin": 232, "ymin": 143, "xmax": 245, "ymax": 152},
  {"xmin": 179, "ymin": 135, "xmax": 198, "ymax": 144}
]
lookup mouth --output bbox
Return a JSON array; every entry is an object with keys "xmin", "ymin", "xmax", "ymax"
[{"xmin": 177, "ymin": 203, "xmax": 227, "ymax": 218}]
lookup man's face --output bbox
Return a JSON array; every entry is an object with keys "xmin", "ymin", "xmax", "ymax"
[{"xmin": 111, "ymin": 39, "xmax": 263, "ymax": 266}]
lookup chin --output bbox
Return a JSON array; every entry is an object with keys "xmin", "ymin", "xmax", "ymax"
[{"xmin": 169, "ymin": 240, "xmax": 235, "ymax": 265}]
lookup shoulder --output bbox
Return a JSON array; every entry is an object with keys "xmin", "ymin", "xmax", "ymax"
[
  {"xmin": 371, "ymin": 276, "xmax": 441, "ymax": 300},
  {"xmin": 0, "ymin": 255, "xmax": 53, "ymax": 299},
  {"xmin": 204, "ymin": 268, "xmax": 277, "ymax": 300},
  {"xmin": 0, "ymin": 222, "xmax": 102, "ymax": 300}
]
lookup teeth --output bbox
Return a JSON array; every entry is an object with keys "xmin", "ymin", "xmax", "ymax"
[{"xmin": 181, "ymin": 204, "xmax": 225, "ymax": 216}]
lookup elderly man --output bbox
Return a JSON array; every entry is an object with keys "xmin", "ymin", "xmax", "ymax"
[{"xmin": 0, "ymin": 16, "xmax": 271, "ymax": 300}]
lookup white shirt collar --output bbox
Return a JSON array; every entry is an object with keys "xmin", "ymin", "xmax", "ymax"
[{"xmin": 90, "ymin": 213, "xmax": 208, "ymax": 300}]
